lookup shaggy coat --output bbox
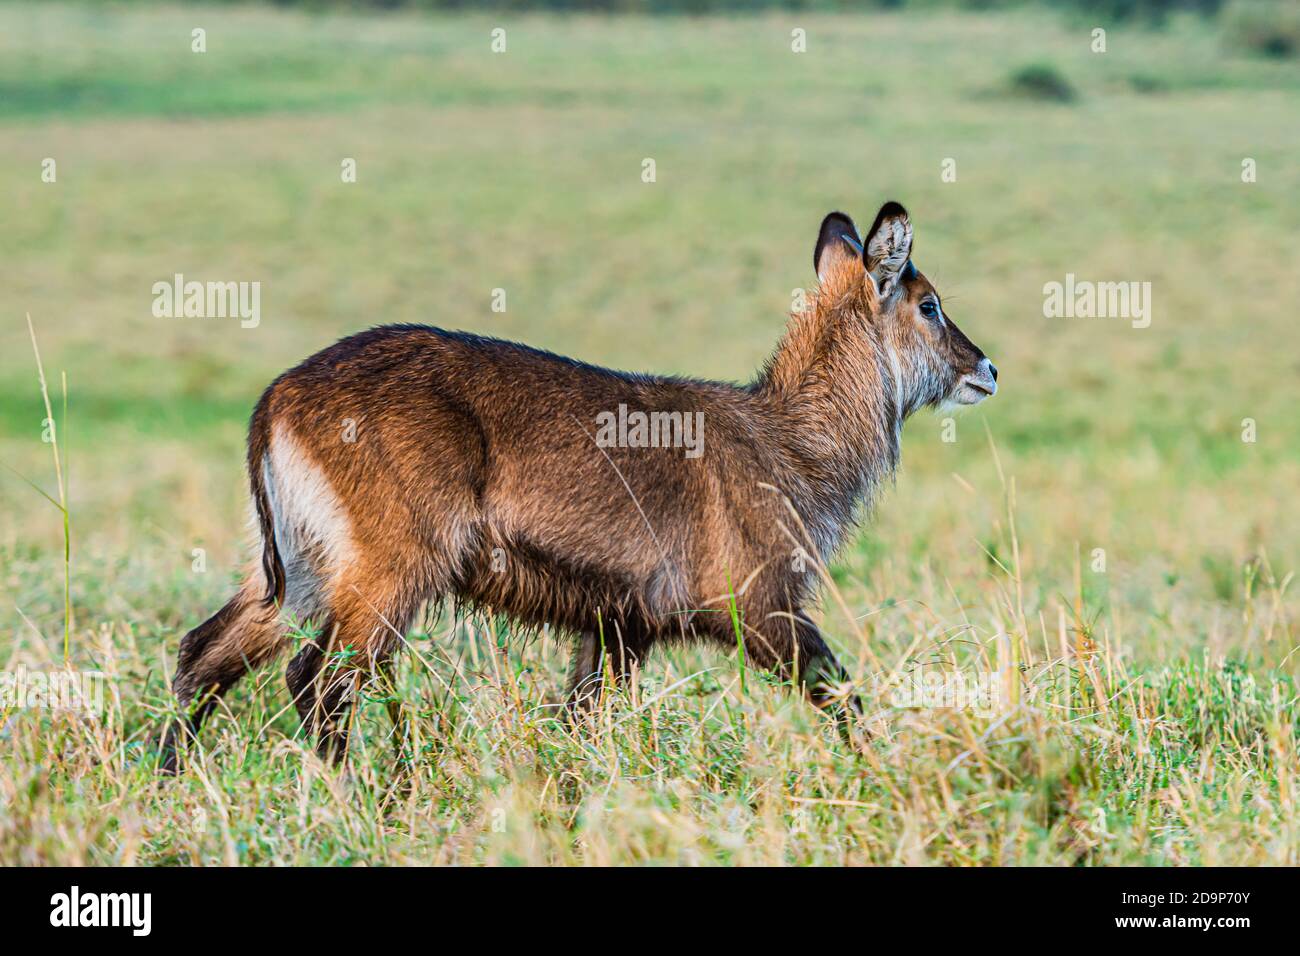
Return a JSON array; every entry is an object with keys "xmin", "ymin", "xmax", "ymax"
[{"xmin": 161, "ymin": 201, "xmax": 997, "ymax": 769}]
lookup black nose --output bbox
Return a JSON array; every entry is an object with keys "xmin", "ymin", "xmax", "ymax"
[{"xmin": 988, "ymin": 362, "xmax": 998, "ymax": 381}]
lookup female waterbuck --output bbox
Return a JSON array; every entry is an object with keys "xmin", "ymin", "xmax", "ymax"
[{"xmin": 160, "ymin": 201, "xmax": 997, "ymax": 770}]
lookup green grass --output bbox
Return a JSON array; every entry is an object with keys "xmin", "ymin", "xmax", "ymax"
[{"xmin": 1, "ymin": 2, "xmax": 1297, "ymax": 865}]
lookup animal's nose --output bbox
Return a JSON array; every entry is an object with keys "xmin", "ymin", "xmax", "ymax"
[{"xmin": 988, "ymin": 362, "xmax": 998, "ymax": 382}]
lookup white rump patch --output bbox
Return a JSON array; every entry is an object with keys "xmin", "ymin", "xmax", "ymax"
[{"xmin": 264, "ymin": 422, "xmax": 356, "ymax": 619}]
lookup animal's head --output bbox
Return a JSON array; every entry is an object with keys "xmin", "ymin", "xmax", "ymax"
[{"xmin": 813, "ymin": 202, "xmax": 997, "ymax": 410}]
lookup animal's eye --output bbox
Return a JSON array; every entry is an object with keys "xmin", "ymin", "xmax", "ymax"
[{"xmin": 919, "ymin": 300, "xmax": 940, "ymax": 320}]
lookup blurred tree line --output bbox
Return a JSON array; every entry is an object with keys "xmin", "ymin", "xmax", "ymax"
[
  {"xmin": 225, "ymin": 0, "xmax": 1230, "ymax": 19},
  {"xmin": 110, "ymin": 0, "xmax": 1298, "ymax": 57}
]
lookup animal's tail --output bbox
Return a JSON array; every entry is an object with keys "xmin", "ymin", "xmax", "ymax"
[{"xmin": 247, "ymin": 388, "xmax": 285, "ymax": 607}]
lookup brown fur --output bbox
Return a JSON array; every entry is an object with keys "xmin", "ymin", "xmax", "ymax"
[{"xmin": 159, "ymin": 202, "xmax": 995, "ymax": 771}]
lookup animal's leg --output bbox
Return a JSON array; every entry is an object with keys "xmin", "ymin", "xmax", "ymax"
[
  {"xmin": 790, "ymin": 612, "xmax": 861, "ymax": 716},
  {"xmin": 740, "ymin": 609, "xmax": 863, "ymax": 729},
  {"xmin": 564, "ymin": 625, "xmax": 644, "ymax": 719},
  {"xmin": 160, "ymin": 579, "xmax": 286, "ymax": 774},
  {"xmin": 285, "ymin": 581, "xmax": 418, "ymax": 765}
]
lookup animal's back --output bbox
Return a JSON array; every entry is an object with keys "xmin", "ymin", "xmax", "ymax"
[{"xmin": 251, "ymin": 324, "xmax": 785, "ymax": 640}]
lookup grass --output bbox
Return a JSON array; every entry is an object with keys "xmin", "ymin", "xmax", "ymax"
[{"xmin": 1, "ymin": 2, "xmax": 1298, "ymax": 865}]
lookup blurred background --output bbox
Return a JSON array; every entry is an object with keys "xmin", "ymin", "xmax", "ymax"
[{"xmin": 2, "ymin": 0, "xmax": 1297, "ymax": 668}]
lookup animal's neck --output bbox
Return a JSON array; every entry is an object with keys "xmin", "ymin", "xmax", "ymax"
[{"xmin": 756, "ymin": 275, "xmax": 906, "ymax": 556}]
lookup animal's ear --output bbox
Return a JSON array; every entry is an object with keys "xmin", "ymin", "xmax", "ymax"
[
  {"xmin": 813, "ymin": 212, "xmax": 862, "ymax": 282},
  {"xmin": 863, "ymin": 201, "xmax": 913, "ymax": 298}
]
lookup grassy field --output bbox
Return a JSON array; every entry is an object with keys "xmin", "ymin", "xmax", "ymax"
[{"xmin": 1, "ymin": 2, "xmax": 1298, "ymax": 865}]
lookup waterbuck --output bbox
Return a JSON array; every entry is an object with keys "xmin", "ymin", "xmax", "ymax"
[{"xmin": 160, "ymin": 201, "xmax": 998, "ymax": 771}]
